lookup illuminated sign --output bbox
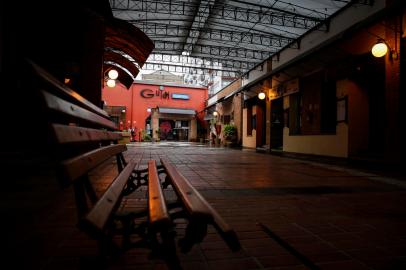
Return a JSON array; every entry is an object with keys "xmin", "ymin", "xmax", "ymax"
[{"xmin": 172, "ymin": 93, "xmax": 190, "ymax": 100}]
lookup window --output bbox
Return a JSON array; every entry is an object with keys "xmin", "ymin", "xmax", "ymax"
[
  {"xmin": 289, "ymin": 93, "xmax": 301, "ymax": 135},
  {"xmin": 252, "ymin": 114, "xmax": 256, "ymax": 130},
  {"xmin": 321, "ymin": 81, "xmax": 337, "ymax": 133},
  {"xmin": 295, "ymin": 71, "xmax": 337, "ymax": 135},
  {"xmin": 110, "ymin": 116, "xmax": 120, "ymax": 127},
  {"xmin": 247, "ymin": 106, "xmax": 252, "ymax": 135},
  {"xmin": 300, "ymin": 72, "xmax": 321, "ymax": 135},
  {"xmin": 223, "ymin": 115, "xmax": 231, "ymax": 124}
]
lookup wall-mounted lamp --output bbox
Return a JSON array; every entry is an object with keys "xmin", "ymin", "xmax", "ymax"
[
  {"xmin": 105, "ymin": 68, "xmax": 119, "ymax": 88},
  {"xmin": 371, "ymin": 37, "xmax": 399, "ymax": 60},
  {"xmin": 106, "ymin": 79, "xmax": 116, "ymax": 88},
  {"xmin": 258, "ymin": 92, "xmax": 266, "ymax": 100},
  {"xmin": 108, "ymin": 69, "xmax": 119, "ymax": 80},
  {"xmin": 371, "ymin": 39, "xmax": 388, "ymax": 58},
  {"xmin": 213, "ymin": 111, "xmax": 218, "ymax": 116},
  {"xmin": 147, "ymin": 108, "xmax": 152, "ymax": 113}
]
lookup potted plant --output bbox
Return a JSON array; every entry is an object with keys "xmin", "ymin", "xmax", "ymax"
[{"xmin": 223, "ymin": 124, "xmax": 237, "ymax": 145}]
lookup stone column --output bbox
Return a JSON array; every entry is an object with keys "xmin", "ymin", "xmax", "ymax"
[
  {"xmin": 151, "ymin": 109, "xmax": 160, "ymax": 140},
  {"xmin": 190, "ymin": 119, "xmax": 197, "ymax": 141}
]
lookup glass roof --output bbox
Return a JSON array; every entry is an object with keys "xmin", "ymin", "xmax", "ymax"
[{"xmin": 109, "ymin": 0, "xmax": 360, "ymax": 77}]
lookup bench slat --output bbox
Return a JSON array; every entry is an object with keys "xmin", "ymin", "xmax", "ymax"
[
  {"xmin": 51, "ymin": 123, "xmax": 121, "ymax": 144},
  {"xmin": 41, "ymin": 90, "xmax": 117, "ymax": 130},
  {"xmin": 160, "ymin": 158, "xmax": 212, "ymax": 221},
  {"xmin": 81, "ymin": 159, "xmax": 137, "ymax": 233},
  {"xmin": 161, "ymin": 158, "xmax": 241, "ymax": 251},
  {"xmin": 62, "ymin": 144, "xmax": 127, "ymax": 183},
  {"xmin": 203, "ymin": 199, "xmax": 241, "ymax": 251},
  {"xmin": 29, "ymin": 59, "xmax": 110, "ymax": 118},
  {"xmin": 148, "ymin": 160, "xmax": 171, "ymax": 229}
]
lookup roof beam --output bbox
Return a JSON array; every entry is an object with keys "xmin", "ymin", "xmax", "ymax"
[
  {"xmin": 111, "ymin": 0, "xmax": 324, "ymax": 30},
  {"xmin": 133, "ymin": 22, "xmax": 294, "ymax": 48},
  {"xmin": 182, "ymin": 0, "xmax": 217, "ymax": 54},
  {"xmin": 142, "ymin": 62, "xmax": 241, "ymax": 77},
  {"xmin": 147, "ymin": 53, "xmax": 255, "ymax": 70},
  {"xmin": 153, "ymin": 40, "xmax": 275, "ymax": 60}
]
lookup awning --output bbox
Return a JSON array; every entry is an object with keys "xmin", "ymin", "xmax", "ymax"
[{"xmin": 158, "ymin": 107, "xmax": 196, "ymax": 115}]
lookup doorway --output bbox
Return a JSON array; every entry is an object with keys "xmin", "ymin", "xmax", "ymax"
[
  {"xmin": 255, "ymin": 100, "xmax": 266, "ymax": 147},
  {"xmin": 349, "ymin": 53, "xmax": 385, "ymax": 159},
  {"xmin": 270, "ymin": 98, "xmax": 284, "ymax": 151}
]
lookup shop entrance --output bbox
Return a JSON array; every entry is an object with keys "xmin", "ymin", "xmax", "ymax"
[
  {"xmin": 348, "ymin": 53, "xmax": 385, "ymax": 159},
  {"xmin": 159, "ymin": 119, "xmax": 189, "ymax": 141}
]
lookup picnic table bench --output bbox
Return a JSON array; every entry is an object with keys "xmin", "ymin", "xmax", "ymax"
[{"xmin": 28, "ymin": 60, "xmax": 240, "ymax": 269}]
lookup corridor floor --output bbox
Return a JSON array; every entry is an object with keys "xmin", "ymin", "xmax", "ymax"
[{"xmin": 6, "ymin": 142, "xmax": 406, "ymax": 270}]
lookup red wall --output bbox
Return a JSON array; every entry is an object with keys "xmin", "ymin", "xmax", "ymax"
[{"xmin": 102, "ymin": 81, "xmax": 208, "ymax": 137}]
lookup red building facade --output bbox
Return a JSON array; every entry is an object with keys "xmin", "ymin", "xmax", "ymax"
[{"xmin": 102, "ymin": 81, "xmax": 208, "ymax": 141}]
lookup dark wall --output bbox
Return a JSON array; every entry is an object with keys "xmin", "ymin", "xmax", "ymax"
[
  {"xmin": 1, "ymin": 0, "xmax": 110, "ymax": 151},
  {"xmin": 2, "ymin": 0, "xmax": 109, "ymax": 104}
]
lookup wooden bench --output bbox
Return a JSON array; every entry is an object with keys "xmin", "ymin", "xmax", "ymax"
[
  {"xmin": 160, "ymin": 158, "xmax": 240, "ymax": 253},
  {"xmin": 28, "ymin": 59, "xmax": 240, "ymax": 268}
]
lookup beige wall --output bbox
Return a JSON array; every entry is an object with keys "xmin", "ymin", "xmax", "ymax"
[
  {"xmin": 282, "ymin": 81, "xmax": 351, "ymax": 158},
  {"xmin": 283, "ymin": 123, "xmax": 349, "ymax": 157}
]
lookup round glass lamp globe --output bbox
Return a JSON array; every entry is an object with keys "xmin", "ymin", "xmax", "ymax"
[
  {"xmin": 371, "ymin": 42, "xmax": 388, "ymax": 58},
  {"xmin": 258, "ymin": 92, "xmax": 266, "ymax": 100},
  {"xmin": 213, "ymin": 111, "xmax": 218, "ymax": 116},
  {"xmin": 108, "ymin": 69, "xmax": 119, "ymax": 79},
  {"xmin": 106, "ymin": 79, "xmax": 116, "ymax": 88}
]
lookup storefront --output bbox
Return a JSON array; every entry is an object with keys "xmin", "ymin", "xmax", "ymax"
[
  {"xmin": 102, "ymin": 80, "xmax": 207, "ymax": 141},
  {"xmin": 150, "ymin": 107, "xmax": 197, "ymax": 141}
]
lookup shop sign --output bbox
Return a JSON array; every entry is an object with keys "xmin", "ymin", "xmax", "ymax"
[
  {"xmin": 140, "ymin": 88, "xmax": 170, "ymax": 99},
  {"xmin": 172, "ymin": 93, "xmax": 190, "ymax": 100}
]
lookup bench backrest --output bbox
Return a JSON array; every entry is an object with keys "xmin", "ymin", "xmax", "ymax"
[{"xmin": 29, "ymin": 60, "xmax": 127, "ymax": 221}]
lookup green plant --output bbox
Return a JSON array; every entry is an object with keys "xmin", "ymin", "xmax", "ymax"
[
  {"xmin": 223, "ymin": 124, "xmax": 237, "ymax": 138},
  {"xmin": 142, "ymin": 130, "xmax": 151, "ymax": 141}
]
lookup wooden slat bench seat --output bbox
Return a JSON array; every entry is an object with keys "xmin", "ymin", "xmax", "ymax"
[
  {"xmin": 148, "ymin": 160, "xmax": 171, "ymax": 229},
  {"xmin": 160, "ymin": 158, "xmax": 241, "ymax": 253},
  {"xmin": 29, "ymin": 59, "xmax": 240, "ymax": 269},
  {"xmin": 28, "ymin": 60, "xmax": 179, "ymax": 267}
]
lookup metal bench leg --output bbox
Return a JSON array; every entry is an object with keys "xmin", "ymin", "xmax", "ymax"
[
  {"xmin": 179, "ymin": 218, "xmax": 208, "ymax": 253},
  {"xmin": 161, "ymin": 229, "xmax": 182, "ymax": 270}
]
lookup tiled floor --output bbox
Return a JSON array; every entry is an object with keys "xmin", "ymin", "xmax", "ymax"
[{"xmin": 4, "ymin": 142, "xmax": 406, "ymax": 269}]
